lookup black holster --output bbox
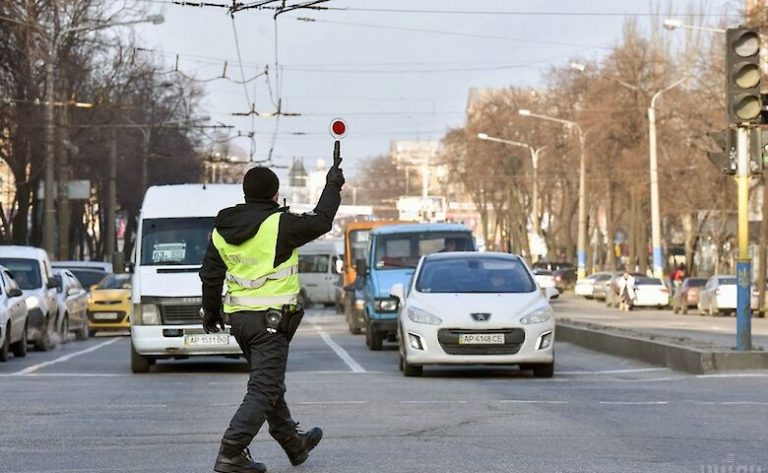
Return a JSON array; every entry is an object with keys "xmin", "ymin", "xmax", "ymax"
[{"xmin": 280, "ymin": 304, "xmax": 304, "ymax": 342}]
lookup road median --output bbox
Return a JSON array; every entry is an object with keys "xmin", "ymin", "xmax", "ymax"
[{"xmin": 556, "ymin": 318, "xmax": 768, "ymax": 374}]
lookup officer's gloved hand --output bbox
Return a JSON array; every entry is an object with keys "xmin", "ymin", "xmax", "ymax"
[
  {"xmin": 326, "ymin": 166, "xmax": 345, "ymax": 189},
  {"xmin": 201, "ymin": 308, "xmax": 226, "ymax": 334}
]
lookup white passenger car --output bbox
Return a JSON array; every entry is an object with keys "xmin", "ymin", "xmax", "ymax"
[
  {"xmin": 698, "ymin": 275, "xmax": 738, "ymax": 316},
  {"xmin": 574, "ymin": 272, "xmax": 613, "ymax": 298},
  {"xmin": 392, "ymin": 252, "xmax": 556, "ymax": 378},
  {"xmin": 632, "ymin": 277, "xmax": 670, "ymax": 308},
  {"xmin": 0, "ymin": 266, "xmax": 28, "ymax": 361}
]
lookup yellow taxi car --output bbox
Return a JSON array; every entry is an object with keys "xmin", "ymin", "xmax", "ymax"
[{"xmin": 87, "ymin": 273, "xmax": 131, "ymax": 336}]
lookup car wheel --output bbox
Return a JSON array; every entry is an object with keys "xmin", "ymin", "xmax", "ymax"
[
  {"xmin": 346, "ymin": 305, "xmax": 361, "ymax": 335},
  {"xmin": 60, "ymin": 315, "xmax": 70, "ymax": 344},
  {"xmin": 681, "ymin": 305, "xmax": 688, "ymax": 315},
  {"xmin": 365, "ymin": 325, "xmax": 383, "ymax": 351},
  {"xmin": 0, "ymin": 323, "xmax": 10, "ymax": 362},
  {"xmin": 673, "ymin": 304, "xmax": 679, "ymax": 314},
  {"xmin": 88, "ymin": 329, "xmax": 96, "ymax": 338},
  {"xmin": 34, "ymin": 316, "xmax": 53, "ymax": 351},
  {"xmin": 130, "ymin": 342, "xmax": 154, "ymax": 373},
  {"xmin": 531, "ymin": 362, "xmax": 555, "ymax": 378},
  {"xmin": 398, "ymin": 353, "xmax": 404, "ymax": 372},
  {"xmin": 11, "ymin": 323, "xmax": 27, "ymax": 358},
  {"xmin": 402, "ymin": 355, "xmax": 422, "ymax": 377},
  {"xmin": 76, "ymin": 319, "xmax": 89, "ymax": 341}
]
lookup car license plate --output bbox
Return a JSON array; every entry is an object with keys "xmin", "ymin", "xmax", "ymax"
[
  {"xmin": 458, "ymin": 333, "xmax": 505, "ymax": 344},
  {"xmin": 184, "ymin": 334, "xmax": 230, "ymax": 346},
  {"xmin": 93, "ymin": 312, "xmax": 118, "ymax": 320}
]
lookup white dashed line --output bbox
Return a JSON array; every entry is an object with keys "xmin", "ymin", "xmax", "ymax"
[
  {"xmin": 311, "ymin": 323, "xmax": 366, "ymax": 373},
  {"xmin": 696, "ymin": 373, "xmax": 768, "ymax": 379},
  {"xmin": 12, "ymin": 338, "xmax": 122, "ymax": 375},
  {"xmin": 297, "ymin": 401, "xmax": 368, "ymax": 405},
  {"xmin": 500, "ymin": 400, "xmax": 569, "ymax": 404},
  {"xmin": 399, "ymin": 400, "xmax": 468, "ymax": 404},
  {"xmin": 558, "ymin": 368, "xmax": 670, "ymax": 375},
  {"xmin": 599, "ymin": 401, "xmax": 669, "ymax": 405}
]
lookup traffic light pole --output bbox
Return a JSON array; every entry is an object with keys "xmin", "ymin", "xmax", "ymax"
[{"xmin": 736, "ymin": 125, "xmax": 752, "ymax": 351}]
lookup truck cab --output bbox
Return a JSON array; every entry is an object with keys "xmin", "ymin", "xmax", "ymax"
[{"xmin": 360, "ymin": 223, "xmax": 475, "ymax": 350}]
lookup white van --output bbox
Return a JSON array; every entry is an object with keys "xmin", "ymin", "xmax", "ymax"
[
  {"xmin": 130, "ymin": 184, "xmax": 243, "ymax": 373},
  {"xmin": 297, "ymin": 240, "xmax": 343, "ymax": 307}
]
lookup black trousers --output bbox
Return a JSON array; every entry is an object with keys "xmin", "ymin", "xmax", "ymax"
[{"xmin": 221, "ymin": 311, "xmax": 297, "ymax": 452}]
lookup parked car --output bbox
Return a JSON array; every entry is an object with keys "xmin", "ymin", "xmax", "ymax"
[
  {"xmin": 54, "ymin": 266, "xmax": 109, "ymax": 291},
  {"xmin": 0, "ymin": 266, "xmax": 28, "ymax": 361},
  {"xmin": 671, "ymin": 277, "xmax": 708, "ymax": 314},
  {"xmin": 531, "ymin": 261, "xmax": 574, "ymax": 272},
  {"xmin": 574, "ymin": 272, "xmax": 613, "ymax": 299},
  {"xmin": 532, "ymin": 269, "xmax": 557, "ymax": 291},
  {"xmin": 698, "ymin": 275, "xmax": 737, "ymax": 316},
  {"xmin": 87, "ymin": 273, "xmax": 132, "ymax": 336},
  {"xmin": 632, "ymin": 277, "xmax": 670, "ymax": 308},
  {"xmin": 604, "ymin": 272, "xmax": 645, "ymax": 308},
  {"xmin": 0, "ymin": 246, "xmax": 60, "ymax": 351},
  {"xmin": 392, "ymin": 252, "xmax": 557, "ymax": 378},
  {"xmin": 553, "ymin": 267, "xmax": 577, "ymax": 292},
  {"xmin": 52, "ymin": 260, "xmax": 113, "ymax": 273},
  {"xmin": 52, "ymin": 269, "xmax": 89, "ymax": 341}
]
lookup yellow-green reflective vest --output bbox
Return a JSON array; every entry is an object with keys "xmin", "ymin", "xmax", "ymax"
[{"xmin": 212, "ymin": 212, "xmax": 300, "ymax": 313}]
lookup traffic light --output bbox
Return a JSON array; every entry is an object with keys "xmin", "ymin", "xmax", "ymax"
[
  {"xmin": 706, "ymin": 129, "xmax": 737, "ymax": 175},
  {"xmin": 725, "ymin": 27, "xmax": 763, "ymax": 124}
]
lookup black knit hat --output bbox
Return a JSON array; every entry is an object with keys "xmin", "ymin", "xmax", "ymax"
[{"xmin": 243, "ymin": 166, "xmax": 279, "ymax": 200}]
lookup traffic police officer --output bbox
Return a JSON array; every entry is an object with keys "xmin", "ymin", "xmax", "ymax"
[{"xmin": 200, "ymin": 163, "xmax": 344, "ymax": 473}]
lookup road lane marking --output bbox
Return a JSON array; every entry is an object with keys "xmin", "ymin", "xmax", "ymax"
[
  {"xmin": 697, "ymin": 373, "xmax": 768, "ymax": 379},
  {"xmin": 0, "ymin": 372, "xmax": 130, "ymax": 378},
  {"xmin": 558, "ymin": 368, "xmax": 670, "ymax": 375},
  {"xmin": 599, "ymin": 401, "xmax": 669, "ymax": 405},
  {"xmin": 12, "ymin": 338, "xmax": 122, "ymax": 375},
  {"xmin": 311, "ymin": 323, "xmax": 366, "ymax": 373},
  {"xmin": 399, "ymin": 400, "xmax": 467, "ymax": 404},
  {"xmin": 500, "ymin": 400, "xmax": 569, "ymax": 404},
  {"xmin": 298, "ymin": 401, "xmax": 368, "ymax": 405}
]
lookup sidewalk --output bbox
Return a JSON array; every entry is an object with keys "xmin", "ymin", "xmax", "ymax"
[{"xmin": 553, "ymin": 293, "xmax": 768, "ymax": 350}]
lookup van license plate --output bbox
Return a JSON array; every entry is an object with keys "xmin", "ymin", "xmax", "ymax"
[
  {"xmin": 184, "ymin": 334, "xmax": 230, "ymax": 346},
  {"xmin": 458, "ymin": 333, "xmax": 505, "ymax": 344}
]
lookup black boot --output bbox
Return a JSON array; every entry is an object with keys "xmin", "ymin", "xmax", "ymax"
[
  {"xmin": 276, "ymin": 425, "xmax": 323, "ymax": 466},
  {"xmin": 214, "ymin": 441, "xmax": 267, "ymax": 473}
]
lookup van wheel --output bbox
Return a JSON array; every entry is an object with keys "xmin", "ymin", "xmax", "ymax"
[
  {"xmin": 60, "ymin": 315, "xmax": 70, "ymax": 344},
  {"xmin": 0, "ymin": 323, "xmax": 10, "ymax": 362},
  {"xmin": 11, "ymin": 323, "xmax": 26, "ymax": 358},
  {"xmin": 130, "ymin": 342, "xmax": 154, "ymax": 373},
  {"xmin": 34, "ymin": 317, "xmax": 53, "ymax": 351},
  {"xmin": 365, "ymin": 324, "xmax": 382, "ymax": 351}
]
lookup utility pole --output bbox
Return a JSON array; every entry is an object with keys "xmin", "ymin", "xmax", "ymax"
[
  {"xmin": 44, "ymin": 59, "xmax": 56, "ymax": 256},
  {"xmin": 57, "ymin": 104, "xmax": 70, "ymax": 260},
  {"xmin": 106, "ymin": 127, "xmax": 117, "ymax": 264},
  {"xmin": 736, "ymin": 127, "xmax": 752, "ymax": 350}
]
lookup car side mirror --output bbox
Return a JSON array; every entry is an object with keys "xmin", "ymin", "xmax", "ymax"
[
  {"xmin": 8, "ymin": 288, "xmax": 22, "ymax": 298},
  {"xmin": 47, "ymin": 275, "xmax": 62, "ymax": 291},
  {"xmin": 545, "ymin": 286, "xmax": 559, "ymax": 300},
  {"xmin": 89, "ymin": 284, "xmax": 98, "ymax": 292},
  {"xmin": 67, "ymin": 287, "xmax": 81, "ymax": 296},
  {"xmin": 355, "ymin": 258, "xmax": 368, "ymax": 277},
  {"xmin": 390, "ymin": 283, "xmax": 405, "ymax": 302}
]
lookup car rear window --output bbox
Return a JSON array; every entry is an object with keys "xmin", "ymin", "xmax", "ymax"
[
  {"xmin": 686, "ymin": 279, "xmax": 707, "ymax": 287},
  {"xmin": 416, "ymin": 256, "xmax": 536, "ymax": 294}
]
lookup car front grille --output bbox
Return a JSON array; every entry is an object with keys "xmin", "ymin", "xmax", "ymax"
[
  {"xmin": 88, "ymin": 311, "xmax": 127, "ymax": 322},
  {"xmin": 437, "ymin": 328, "xmax": 525, "ymax": 355},
  {"xmin": 160, "ymin": 305, "xmax": 201, "ymax": 325}
]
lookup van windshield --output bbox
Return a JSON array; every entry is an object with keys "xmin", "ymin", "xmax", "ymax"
[
  {"xmin": 374, "ymin": 232, "xmax": 473, "ymax": 270},
  {"xmin": 0, "ymin": 258, "xmax": 42, "ymax": 290},
  {"xmin": 141, "ymin": 217, "xmax": 215, "ymax": 266}
]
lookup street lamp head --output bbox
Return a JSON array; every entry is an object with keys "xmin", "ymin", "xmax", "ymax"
[
  {"xmin": 147, "ymin": 14, "xmax": 165, "ymax": 25},
  {"xmin": 518, "ymin": 109, "xmax": 531, "ymax": 117},
  {"xmin": 477, "ymin": 133, "xmax": 489, "ymax": 140},
  {"xmin": 570, "ymin": 62, "xmax": 586, "ymax": 72},
  {"xmin": 663, "ymin": 19, "xmax": 682, "ymax": 30}
]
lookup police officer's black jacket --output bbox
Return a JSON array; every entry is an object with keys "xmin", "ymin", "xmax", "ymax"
[{"xmin": 199, "ymin": 184, "xmax": 341, "ymax": 313}]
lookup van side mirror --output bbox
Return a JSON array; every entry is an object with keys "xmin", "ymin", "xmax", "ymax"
[
  {"xmin": 355, "ymin": 258, "xmax": 368, "ymax": 277},
  {"xmin": 334, "ymin": 259, "xmax": 344, "ymax": 275},
  {"xmin": 8, "ymin": 288, "xmax": 22, "ymax": 298},
  {"xmin": 390, "ymin": 283, "xmax": 405, "ymax": 302},
  {"xmin": 125, "ymin": 261, "xmax": 135, "ymax": 274},
  {"xmin": 47, "ymin": 275, "xmax": 62, "ymax": 291}
]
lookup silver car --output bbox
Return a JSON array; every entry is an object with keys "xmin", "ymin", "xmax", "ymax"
[
  {"xmin": 0, "ymin": 266, "xmax": 29, "ymax": 361},
  {"xmin": 52, "ymin": 269, "xmax": 89, "ymax": 342}
]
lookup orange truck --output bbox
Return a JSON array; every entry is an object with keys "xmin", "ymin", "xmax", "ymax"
[{"xmin": 342, "ymin": 220, "xmax": 402, "ymax": 334}]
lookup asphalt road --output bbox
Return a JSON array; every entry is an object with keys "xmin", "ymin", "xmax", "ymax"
[
  {"xmin": 1, "ymin": 307, "xmax": 767, "ymax": 473},
  {"xmin": 556, "ymin": 293, "xmax": 768, "ymax": 348}
]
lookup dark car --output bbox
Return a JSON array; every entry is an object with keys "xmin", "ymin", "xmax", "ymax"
[
  {"xmin": 553, "ymin": 267, "xmax": 577, "ymax": 291},
  {"xmin": 532, "ymin": 261, "xmax": 574, "ymax": 272},
  {"xmin": 671, "ymin": 277, "xmax": 708, "ymax": 314}
]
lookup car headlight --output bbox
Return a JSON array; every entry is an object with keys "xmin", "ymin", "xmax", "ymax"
[
  {"xmin": 374, "ymin": 297, "xmax": 399, "ymax": 313},
  {"xmin": 26, "ymin": 296, "xmax": 39, "ymax": 311},
  {"xmin": 139, "ymin": 304, "xmax": 160, "ymax": 325},
  {"xmin": 407, "ymin": 306, "xmax": 442, "ymax": 325},
  {"xmin": 520, "ymin": 306, "xmax": 554, "ymax": 325}
]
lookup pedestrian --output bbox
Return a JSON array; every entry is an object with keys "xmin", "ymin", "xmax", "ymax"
[
  {"xmin": 617, "ymin": 269, "xmax": 636, "ymax": 311},
  {"xmin": 199, "ymin": 163, "xmax": 345, "ymax": 473}
]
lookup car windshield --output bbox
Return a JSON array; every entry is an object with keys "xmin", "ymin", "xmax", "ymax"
[
  {"xmin": 416, "ymin": 256, "xmax": 536, "ymax": 294},
  {"xmin": 69, "ymin": 269, "xmax": 108, "ymax": 288},
  {"xmin": 349, "ymin": 229, "xmax": 370, "ymax": 266},
  {"xmin": 0, "ymin": 258, "xmax": 41, "ymax": 290},
  {"xmin": 96, "ymin": 274, "xmax": 131, "ymax": 290},
  {"xmin": 141, "ymin": 217, "xmax": 214, "ymax": 266},
  {"xmin": 374, "ymin": 231, "xmax": 473, "ymax": 270}
]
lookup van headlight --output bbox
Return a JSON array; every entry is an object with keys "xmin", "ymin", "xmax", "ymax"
[
  {"xmin": 374, "ymin": 297, "xmax": 399, "ymax": 313},
  {"xmin": 139, "ymin": 304, "xmax": 160, "ymax": 325},
  {"xmin": 520, "ymin": 306, "xmax": 554, "ymax": 325},
  {"xmin": 26, "ymin": 296, "xmax": 39, "ymax": 311},
  {"xmin": 407, "ymin": 307, "xmax": 442, "ymax": 325}
]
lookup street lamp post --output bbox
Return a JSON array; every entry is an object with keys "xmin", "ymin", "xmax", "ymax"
[
  {"xmin": 518, "ymin": 109, "xmax": 588, "ymax": 279},
  {"xmin": 477, "ymin": 133, "xmax": 547, "ymax": 236},
  {"xmin": 43, "ymin": 14, "xmax": 164, "ymax": 256}
]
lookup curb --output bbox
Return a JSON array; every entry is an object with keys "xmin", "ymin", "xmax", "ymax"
[{"xmin": 556, "ymin": 320, "xmax": 768, "ymax": 374}]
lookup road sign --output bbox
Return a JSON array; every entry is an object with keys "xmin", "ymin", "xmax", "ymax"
[{"xmin": 329, "ymin": 118, "xmax": 347, "ymax": 139}]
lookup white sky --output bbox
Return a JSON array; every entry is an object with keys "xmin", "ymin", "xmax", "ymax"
[{"xmin": 133, "ymin": 0, "xmax": 735, "ymax": 179}]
